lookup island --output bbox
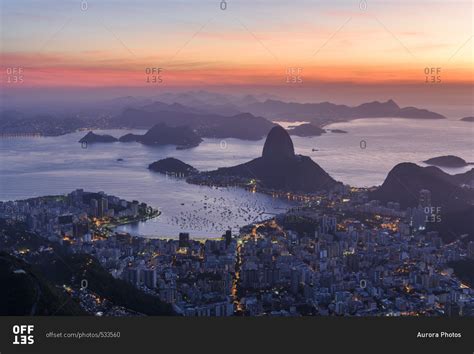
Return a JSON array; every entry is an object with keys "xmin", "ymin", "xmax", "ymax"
[
  {"xmin": 460, "ymin": 116, "xmax": 474, "ymax": 122},
  {"xmin": 118, "ymin": 123, "xmax": 202, "ymax": 149},
  {"xmin": 79, "ymin": 131, "xmax": 118, "ymax": 143},
  {"xmin": 423, "ymin": 155, "xmax": 472, "ymax": 168},
  {"xmin": 287, "ymin": 123, "xmax": 326, "ymax": 137},
  {"xmin": 148, "ymin": 157, "xmax": 198, "ymax": 177},
  {"xmin": 328, "ymin": 129, "xmax": 347, "ymax": 134}
]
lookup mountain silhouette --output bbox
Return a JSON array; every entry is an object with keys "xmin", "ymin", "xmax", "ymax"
[
  {"xmin": 371, "ymin": 163, "xmax": 474, "ymax": 242},
  {"xmin": 118, "ymin": 123, "xmax": 202, "ymax": 148},
  {"xmin": 245, "ymin": 99, "xmax": 445, "ymax": 125},
  {"xmin": 79, "ymin": 131, "xmax": 118, "ymax": 143},
  {"xmin": 370, "ymin": 162, "xmax": 473, "ymax": 209},
  {"xmin": 206, "ymin": 126, "xmax": 339, "ymax": 192},
  {"xmin": 113, "ymin": 108, "xmax": 274, "ymax": 140}
]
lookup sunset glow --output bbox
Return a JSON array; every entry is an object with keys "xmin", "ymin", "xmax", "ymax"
[{"xmin": 1, "ymin": 0, "xmax": 472, "ymax": 88}]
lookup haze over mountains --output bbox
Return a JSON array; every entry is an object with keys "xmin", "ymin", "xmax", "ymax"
[
  {"xmin": 245, "ymin": 99, "xmax": 445, "ymax": 126},
  {"xmin": 0, "ymin": 91, "xmax": 447, "ymax": 138}
]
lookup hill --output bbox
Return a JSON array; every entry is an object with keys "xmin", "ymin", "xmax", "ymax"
[
  {"xmin": 245, "ymin": 99, "xmax": 445, "ymax": 125},
  {"xmin": 370, "ymin": 163, "xmax": 472, "ymax": 209},
  {"xmin": 202, "ymin": 126, "xmax": 339, "ymax": 192},
  {"xmin": 148, "ymin": 157, "xmax": 197, "ymax": 176},
  {"xmin": 423, "ymin": 155, "xmax": 471, "ymax": 168},
  {"xmin": 370, "ymin": 163, "xmax": 474, "ymax": 243},
  {"xmin": 0, "ymin": 252, "xmax": 85, "ymax": 315},
  {"xmin": 0, "ymin": 219, "xmax": 174, "ymax": 316},
  {"xmin": 118, "ymin": 123, "xmax": 202, "ymax": 149},
  {"xmin": 79, "ymin": 131, "xmax": 118, "ymax": 143},
  {"xmin": 112, "ymin": 108, "xmax": 274, "ymax": 140},
  {"xmin": 287, "ymin": 124, "xmax": 326, "ymax": 137}
]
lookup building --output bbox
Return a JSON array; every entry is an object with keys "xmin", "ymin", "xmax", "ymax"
[
  {"xmin": 90, "ymin": 199, "xmax": 99, "ymax": 217},
  {"xmin": 224, "ymin": 230, "xmax": 232, "ymax": 246},
  {"xmin": 98, "ymin": 198, "xmax": 108, "ymax": 218},
  {"xmin": 179, "ymin": 232, "xmax": 190, "ymax": 248},
  {"xmin": 142, "ymin": 269, "xmax": 157, "ymax": 289}
]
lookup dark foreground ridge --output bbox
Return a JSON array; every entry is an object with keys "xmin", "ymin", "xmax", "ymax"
[{"xmin": 0, "ymin": 220, "xmax": 174, "ymax": 316}]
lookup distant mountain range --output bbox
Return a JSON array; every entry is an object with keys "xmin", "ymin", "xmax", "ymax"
[
  {"xmin": 0, "ymin": 92, "xmax": 449, "ymax": 137},
  {"xmin": 0, "ymin": 111, "xmax": 85, "ymax": 136},
  {"xmin": 111, "ymin": 107, "xmax": 275, "ymax": 140},
  {"xmin": 244, "ymin": 99, "xmax": 445, "ymax": 126}
]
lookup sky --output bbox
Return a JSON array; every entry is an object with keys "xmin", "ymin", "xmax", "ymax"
[{"xmin": 0, "ymin": 0, "xmax": 473, "ymax": 114}]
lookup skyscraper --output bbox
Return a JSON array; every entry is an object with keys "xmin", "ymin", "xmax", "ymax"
[{"xmin": 179, "ymin": 232, "xmax": 190, "ymax": 248}]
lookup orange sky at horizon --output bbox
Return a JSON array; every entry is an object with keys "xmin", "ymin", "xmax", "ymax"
[{"xmin": 1, "ymin": 0, "xmax": 472, "ymax": 88}]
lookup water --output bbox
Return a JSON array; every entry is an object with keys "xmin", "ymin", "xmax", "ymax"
[
  {"xmin": 311, "ymin": 118, "xmax": 474, "ymax": 186},
  {"xmin": 1, "ymin": 117, "xmax": 473, "ymax": 236},
  {"xmin": 0, "ymin": 129, "xmax": 292, "ymax": 238}
]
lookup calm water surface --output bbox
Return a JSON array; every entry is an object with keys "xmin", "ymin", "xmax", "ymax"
[{"xmin": 1, "ymin": 117, "xmax": 472, "ymax": 237}]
